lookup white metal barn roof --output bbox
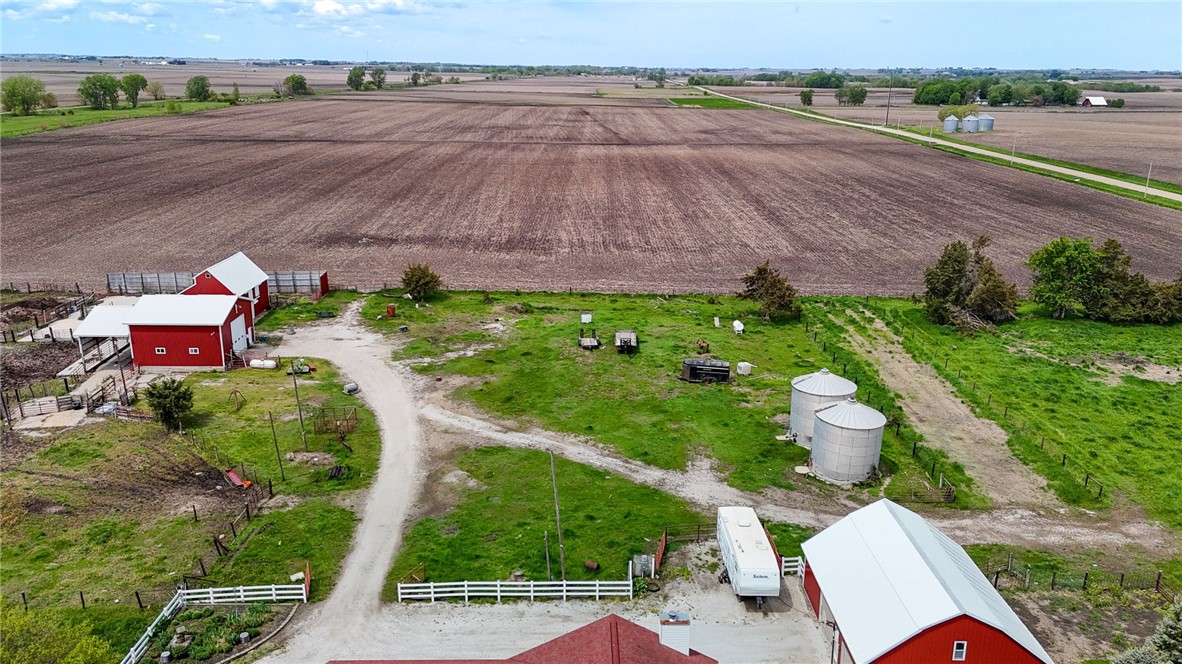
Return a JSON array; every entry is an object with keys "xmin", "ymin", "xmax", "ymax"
[
  {"xmin": 1084, "ymin": 96, "xmax": 1108, "ymax": 106},
  {"xmin": 814, "ymin": 398, "xmax": 887, "ymax": 431},
  {"xmin": 124, "ymin": 295, "xmax": 241, "ymax": 327},
  {"xmin": 791, "ymin": 368, "xmax": 857, "ymax": 397},
  {"xmin": 801, "ymin": 500, "xmax": 1053, "ymax": 664},
  {"xmin": 202, "ymin": 252, "xmax": 268, "ymax": 296},
  {"xmin": 75, "ymin": 305, "xmax": 135, "ymax": 339},
  {"xmin": 717, "ymin": 506, "xmax": 779, "ymax": 572}
]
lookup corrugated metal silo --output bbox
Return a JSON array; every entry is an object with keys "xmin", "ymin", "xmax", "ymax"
[
  {"xmin": 789, "ymin": 368, "xmax": 857, "ymax": 447},
  {"xmin": 978, "ymin": 113, "xmax": 994, "ymax": 131},
  {"xmin": 962, "ymin": 115, "xmax": 980, "ymax": 133},
  {"xmin": 811, "ymin": 398, "xmax": 887, "ymax": 484},
  {"xmin": 943, "ymin": 115, "xmax": 959, "ymax": 133}
]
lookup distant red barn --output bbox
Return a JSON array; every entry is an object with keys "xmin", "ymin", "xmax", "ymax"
[
  {"xmin": 181, "ymin": 251, "xmax": 270, "ymax": 318},
  {"xmin": 801, "ymin": 500, "xmax": 1054, "ymax": 664},
  {"xmin": 126, "ymin": 294, "xmax": 253, "ymax": 371}
]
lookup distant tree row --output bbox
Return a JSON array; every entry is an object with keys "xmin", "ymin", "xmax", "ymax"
[
  {"xmin": 834, "ymin": 84, "xmax": 867, "ymax": 106},
  {"xmin": 913, "ymin": 76, "xmax": 1081, "ymax": 107},
  {"xmin": 346, "ymin": 66, "xmax": 388, "ymax": 91},
  {"xmin": 924, "ymin": 236, "xmax": 1182, "ymax": 329}
]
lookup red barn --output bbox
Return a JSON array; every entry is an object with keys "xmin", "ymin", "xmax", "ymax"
[
  {"xmin": 801, "ymin": 500, "xmax": 1053, "ymax": 664},
  {"xmin": 182, "ymin": 251, "xmax": 270, "ymax": 318},
  {"xmin": 125, "ymin": 294, "xmax": 254, "ymax": 371},
  {"xmin": 328, "ymin": 614, "xmax": 716, "ymax": 664}
]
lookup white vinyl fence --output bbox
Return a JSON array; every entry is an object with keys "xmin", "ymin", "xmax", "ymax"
[
  {"xmin": 118, "ymin": 592, "xmax": 185, "ymax": 664},
  {"xmin": 181, "ymin": 583, "xmax": 307, "ymax": 604},
  {"xmin": 118, "ymin": 584, "xmax": 306, "ymax": 664},
  {"xmin": 782, "ymin": 555, "xmax": 804, "ymax": 577},
  {"xmin": 397, "ymin": 579, "xmax": 634, "ymax": 603}
]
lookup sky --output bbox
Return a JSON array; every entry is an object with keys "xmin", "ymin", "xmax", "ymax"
[{"xmin": 1, "ymin": 1, "xmax": 1180, "ymax": 71}]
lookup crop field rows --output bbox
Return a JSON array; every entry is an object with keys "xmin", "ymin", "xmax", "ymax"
[{"xmin": 2, "ymin": 100, "xmax": 1179, "ymax": 295}]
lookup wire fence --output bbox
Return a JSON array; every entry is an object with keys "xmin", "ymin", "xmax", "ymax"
[{"xmin": 981, "ymin": 554, "xmax": 1177, "ymax": 603}]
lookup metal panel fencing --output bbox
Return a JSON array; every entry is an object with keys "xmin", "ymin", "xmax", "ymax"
[
  {"xmin": 397, "ymin": 579, "xmax": 633, "ymax": 603},
  {"xmin": 268, "ymin": 271, "xmax": 327, "ymax": 295},
  {"xmin": 107, "ymin": 272, "xmax": 195, "ymax": 295},
  {"xmin": 781, "ymin": 556, "xmax": 804, "ymax": 577}
]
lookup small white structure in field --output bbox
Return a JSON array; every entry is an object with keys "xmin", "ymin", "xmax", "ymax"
[
  {"xmin": 732, "ymin": 320, "xmax": 744, "ymax": 335},
  {"xmin": 789, "ymin": 368, "xmax": 857, "ymax": 447},
  {"xmin": 713, "ymin": 316, "xmax": 720, "ymax": 328},
  {"xmin": 811, "ymin": 397, "xmax": 886, "ymax": 484},
  {"xmin": 581, "ymin": 312, "xmax": 592, "ymax": 324},
  {"xmin": 737, "ymin": 361, "xmax": 754, "ymax": 376},
  {"xmin": 1082, "ymin": 96, "xmax": 1108, "ymax": 107},
  {"xmin": 716, "ymin": 506, "xmax": 780, "ymax": 609}
]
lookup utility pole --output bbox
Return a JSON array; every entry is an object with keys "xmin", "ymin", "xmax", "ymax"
[
  {"xmin": 549, "ymin": 451, "xmax": 566, "ymax": 581},
  {"xmin": 1144, "ymin": 162, "xmax": 1154, "ymax": 199},
  {"xmin": 269, "ymin": 411, "xmax": 285, "ymax": 481},
  {"xmin": 1010, "ymin": 137, "xmax": 1017, "ymax": 165},
  {"xmin": 884, "ymin": 67, "xmax": 894, "ymax": 127},
  {"xmin": 290, "ymin": 359, "xmax": 308, "ymax": 451}
]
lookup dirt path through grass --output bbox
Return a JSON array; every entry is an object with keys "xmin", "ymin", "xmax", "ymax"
[
  {"xmin": 839, "ymin": 309, "xmax": 1060, "ymax": 510},
  {"xmin": 258, "ymin": 301, "xmax": 424, "ymax": 662},
  {"xmin": 420, "ymin": 396, "xmax": 1175, "ymax": 556}
]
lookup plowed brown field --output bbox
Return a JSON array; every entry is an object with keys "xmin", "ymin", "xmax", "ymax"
[{"xmin": 1, "ymin": 100, "xmax": 1179, "ymax": 294}]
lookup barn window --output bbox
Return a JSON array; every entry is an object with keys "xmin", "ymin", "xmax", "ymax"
[
  {"xmin": 952, "ymin": 641, "xmax": 968, "ymax": 661},
  {"xmin": 155, "ymin": 347, "xmax": 166, "ymax": 355},
  {"xmin": 188, "ymin": 347, "xmax": 200, "ymax": 355}
]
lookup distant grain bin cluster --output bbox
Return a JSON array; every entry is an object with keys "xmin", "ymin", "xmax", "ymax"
[
  {"xmin": 944, "ymin": 112, "xmax": 995, "ymax": 133},
  {"xmin": 789, "ymin": 368, "xmax": 886, "ymax": 484}
]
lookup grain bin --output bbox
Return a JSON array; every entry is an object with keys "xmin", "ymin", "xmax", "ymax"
[
  {"xmin": 811, "ymin": 398, "xmax": 887, "ymax": 484},
  {"xmin": 978, "ymin": 113, "xmax": 994, "ymax": 131},
  {"xmin": 962, "ymin": 115, "xmax": 980, "ymax": 133},
  {"xmin": 943, "ymin": 115, "xmax": 959, "ymax": 133},
  {"xmin": 789, "ymin": 368, "xmax": 857, "ymax": 446}
]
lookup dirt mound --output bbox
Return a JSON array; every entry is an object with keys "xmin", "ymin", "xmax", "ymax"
[{"xmin": 0, "ymin": 341, "xmax": 79, "ymax": 387}]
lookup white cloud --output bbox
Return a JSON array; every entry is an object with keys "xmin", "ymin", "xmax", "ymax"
[
  {"xmin": 91, "ymin": 10, "xmax": 146, "ymax": 23},
  {"xmin": 134, "ymin": 2, "xmax": 164, "ymax": 15},
  {"xmin": 335, "ymin": 24, "xmax": 364, "ymax": 37},
  {"xmin": 144, "ymin": 22, "xmax": 155, "ymax": 30},
  {"xmin": 203, "ymin": 33, "xmax": 223, "ymax": 41},
  {"xmin": 879, "ymin": 14, "xmax": 892, "ymax": 23},
  {"xmin": 47, "ymin": 13, "xmax": 70, "ymax": 22},
  {"xmin": 41, "ymin": 0, "xmax": 78, "ymax": 9}
]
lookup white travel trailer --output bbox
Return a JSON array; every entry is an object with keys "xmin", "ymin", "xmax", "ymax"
[{"xmin": 716, "ymin": 506, "xmax": 781, "ymax": 608}]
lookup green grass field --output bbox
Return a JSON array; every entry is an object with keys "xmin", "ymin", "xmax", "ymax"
[
  {"xmin": 668, "ymin": 97, "xmax": 760, "ymax": 109},
  {"xmin": 361, "ymin": 290, "xmax": 984, "ymax": 506},
  {"xmin": 255, "ymin": 290, "xmax": 365, "ymax": 333},
  {"xmin": 873, "ymin": 299, "xmax": 1182, "ymax": 529},
  {"xmin": 0, "ymin": 100, "xmax": 230, "ymax": 138},
  {"xmin": 385, "ymin": 446, "xmax": 704, "ymax": 597}
]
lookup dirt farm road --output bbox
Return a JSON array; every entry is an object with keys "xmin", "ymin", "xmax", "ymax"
[
  {"xmin": 257, "ymin": 305, "xmax": 1175, "ymax": 661},
  {"xmin": 697, "ymin": 86, "xmax": 1182, "ymax": 203}
]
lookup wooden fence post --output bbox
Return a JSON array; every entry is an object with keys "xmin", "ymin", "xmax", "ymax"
[
  {"xmin": 135, "ymin": 591, "xmax": 144, "ymax": 609},
  {"xmin": 79, "ymin": 591, "xmax": 86, "ymax": 609},
  {"xmin": 1051, "ymin": 571, "xmax": 1057, "ymax": 590}
]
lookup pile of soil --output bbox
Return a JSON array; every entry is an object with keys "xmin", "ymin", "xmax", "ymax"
[
  {"xmin": 0, "ymin": 294, "xmax": 70, "ymax": 327},
  {"xmin": 0, "ymin": 341, "xmax": 79, "ymax": 388}
]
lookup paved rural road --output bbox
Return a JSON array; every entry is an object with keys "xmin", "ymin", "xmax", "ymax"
[{"xmin": 695, "ymin": 86, "xmax": 1182, "ymax": 204}]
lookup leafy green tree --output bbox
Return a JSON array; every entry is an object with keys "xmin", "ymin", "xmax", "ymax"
[
  {"xmin": 77, "ymin": 73, "xmax": 120, "ymax": 109},
  {"xmin": 231, "ymin": 82, "xmax": 241, "ymax": 103},
  {"xmin": 370, "ymin": 67, "xmax": 387, "ymax": 88},
  {"xmin": 119, "ymin": 73, "xmax": 148, "ymax": 108},
  {"xmin": 1112, "ymin": 97, "xmax": 1126, "ymax": 108},
  {"xmin": 0, "ymin": 603, "xmax": 116, "ymax": 664},
  {"xmin": 347, "ymin": 66, "xmax": 366, "ymax": 91},
  {"xmin": 739, "ymin": 260, "xmax": 802, "ymax": 321},
  {"xmin": 799, "ymin": 88, "xmax": 813, "ymax": 106},
  {"xmin": 402, "ymin": 263, "xmax": 443, "ymax": 300},
  {"xmin": 1, "ymin": 75, "xmax": 51, "ymax": 116},
  {"xmin": 947, "ymin": 91, "xmax": 961, "ymax": 105},
  {"xmin": 409, "ymin": 72, "xmax": 422, "ymax": 86},
  {"xmin": 841, "ymin": 84, "xmax": 867, "ymax": 105},
  {"xmin": 283, "ymin": 74, "xmax": 311, "ymax": 95},
  {"xmin": 185, "ymin": 75, "xmax": 212, "ymax": 101},
  {"xmin": 924, "ymin": 240, "xmax": 971, "ymax": 324},
  {"xmin": 1027, "ymin": 237, "xmax": 1101, "ymax": 319},
  {"xmin": 146, "ymin": 80, "xmax": 165, "ymax": 100},
  {"xmin": 924, "ymin": 236, "xmax": 1017, "ymax": 326},
  {"xmin": 144, "ymin": 378, "xmax": 193, "ymax": 431}
]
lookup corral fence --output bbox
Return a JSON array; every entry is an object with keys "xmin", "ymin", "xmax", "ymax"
[
  {"xmin": 106, "ymin": 270, "xmax": 329, "ymax": 299},
  {"xmin": 397, "ymin": 577, "xmax": 634, "ymax": 603},
  {"xmin": 981, "ymin": 554, "xmax": 1177, "ymax": 603},
  {"xmin": 1, "ymin": 362, "xmax": 138, "ymax": 423},
  {"xmin": 311, "ymin": 406, "xmax": 358, "ymax": 435},
  {"xmin": 0, "ymin": 291, "xmax": 97, "ymax": 341},
  {"xmin": 781, "ymin": 555, "xmax": 805, "ymax": 576},
  {"xmin": 119, "ymin": 573, "xmax": 309, "ymax": 664}
]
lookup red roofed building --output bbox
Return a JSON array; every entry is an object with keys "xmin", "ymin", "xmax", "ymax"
[{"xmin": 328, "ymin": 614, "xmax": 716, "ymax": 664}]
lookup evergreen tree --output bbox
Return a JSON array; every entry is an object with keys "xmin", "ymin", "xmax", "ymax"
[{"xmin": 144, "ymin": 378, "xmax": 193, "ymax": 431}]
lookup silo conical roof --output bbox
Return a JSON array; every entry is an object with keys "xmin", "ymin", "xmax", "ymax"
[
  {"xmin": 791, "ymin": 368, "xmax": 857, "ymax": 397},
  {"xmin": 816, "ymin": 398, "xmax": 887, "ymax": 430}
]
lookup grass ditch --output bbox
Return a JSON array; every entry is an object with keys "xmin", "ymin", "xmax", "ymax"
[
  {"xmin": 667, "ymin": 97, "xmax": 761, "ymax": 109},
  {"xmin": 874, "ymin": 299, "xmax": 1182, "ymax": 529},
  {"xmin": 0, "ymin": 100, "xmax": 231, "ymax": 138}
]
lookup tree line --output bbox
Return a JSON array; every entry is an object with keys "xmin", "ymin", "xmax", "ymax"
[
  {"xmin": 924, "ymin": 236, "xmax": 1182, "ymax": 330},
  {"xmin": 913, "ymin": 76, "xmax": 1081, "ymax": 107}
]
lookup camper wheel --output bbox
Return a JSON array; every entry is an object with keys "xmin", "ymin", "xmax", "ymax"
[
  {"xmin": 718, "ymin": 569, "xmax": 730, "ymax": 584},
  {"xmin": 755, "ymin": 596, "xmax": 765, "ymax": 609}
]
